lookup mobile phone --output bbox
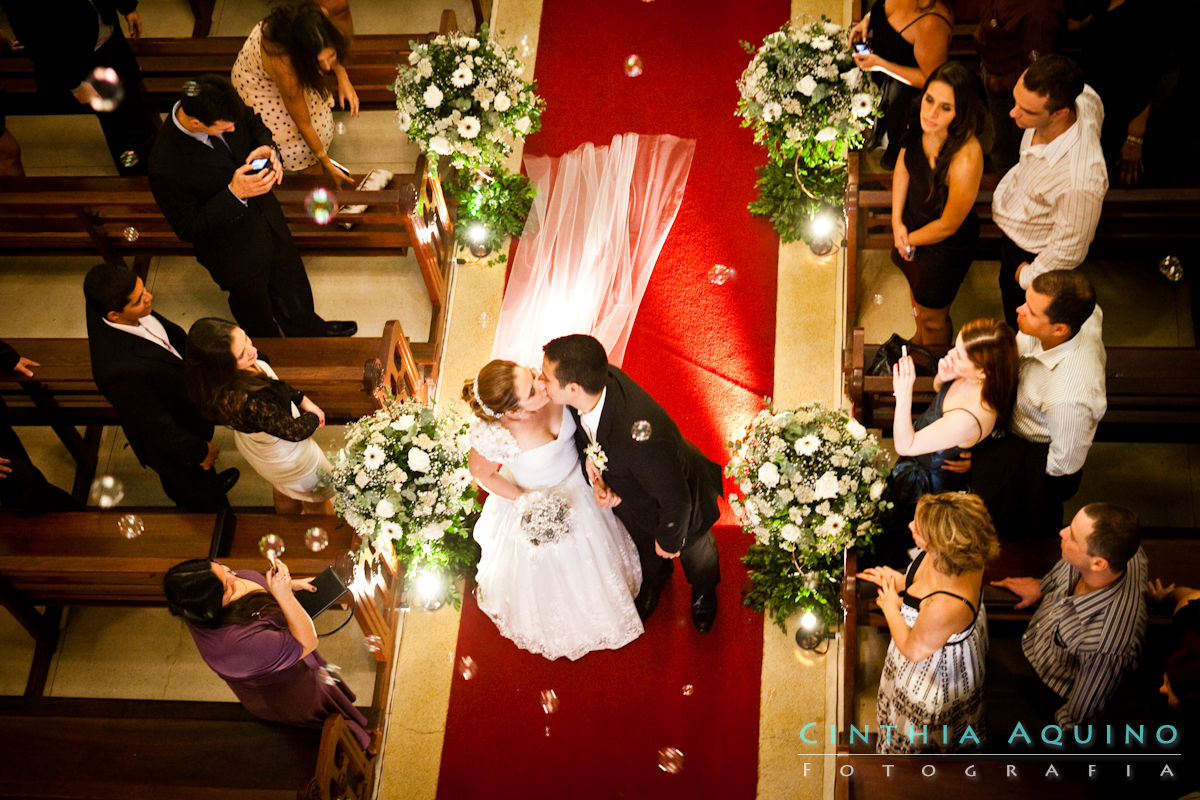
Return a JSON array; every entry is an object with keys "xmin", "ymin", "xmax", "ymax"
[
  {"xmin": 248, "ymin": 156, "xmax": 271, "ymax": 174},
  {"xmin": 327, "ymin": 157, "xmax": 353, "ymax": 177},
  {"xmin": 854, "ymin": 42, "xmax": 871, "ymax": 55}
]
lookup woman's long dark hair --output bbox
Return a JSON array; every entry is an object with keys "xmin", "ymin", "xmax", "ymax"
[
  {"xmin": 261, "ymin": 2, "xmax": 350, "ymax": 99},
  {"xmin": 921, "ymin": 61, "xmax": 985, "ymax": 204},
  {"xmin": 960, "ymin": 318, "xmax": 1018, "ymax": 430},
  {"xmin": 163, "ymin": 559, "xmax": 282, "ymax": 629},
  {"xmin": 185, "ymin": 318, "xmax": 268, "ymax": 425}
]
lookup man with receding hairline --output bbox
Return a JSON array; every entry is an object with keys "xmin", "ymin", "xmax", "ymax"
[{"xmin": 991, "ymin": 53, "xmax": 1107, "ymax": 329}]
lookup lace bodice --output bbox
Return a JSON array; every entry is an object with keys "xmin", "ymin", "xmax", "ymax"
[{"xmin": 469, "ymin": 406, "xmax": 580, "ymax": 491}]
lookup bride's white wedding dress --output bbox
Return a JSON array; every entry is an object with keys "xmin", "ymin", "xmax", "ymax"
[{"xmin": 469, "ymin": 406, "xmax": 643, "ymax": 660}]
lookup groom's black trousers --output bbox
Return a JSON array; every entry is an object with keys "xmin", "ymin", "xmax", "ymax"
[{"xmin": 635, "ymin": 528, "xmax": 721, "ymax": 594}]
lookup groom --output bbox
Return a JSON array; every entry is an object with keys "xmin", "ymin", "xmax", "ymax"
[{"xmin": 542, "ymin": 334, "xmax": 722, "ymax": 633}]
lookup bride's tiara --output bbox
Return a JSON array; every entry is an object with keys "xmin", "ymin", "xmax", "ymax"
[{"xmin": 472, "ymin": 376, "xmax": 502, "ymax": 418}]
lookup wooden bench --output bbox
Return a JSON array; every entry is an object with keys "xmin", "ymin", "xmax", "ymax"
[
  {"xmin": 0, "ymin": 12, "xmax": 458, "ymax": 115},
  {"xmin": 0, "ymin": 320, "xmax": 425, "ymax": 500},
  {"xmin": 843, "ymin": 327, "xmax": 1200, "ymax": 443},
  {"xmin": 0, "ymin": 697, "xmax": 368, "ymax": 800}
]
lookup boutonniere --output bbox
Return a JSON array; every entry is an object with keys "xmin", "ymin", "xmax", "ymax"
[{"xmin": 584, "ymin": 441, "xmax": 608, "ymax": 474}]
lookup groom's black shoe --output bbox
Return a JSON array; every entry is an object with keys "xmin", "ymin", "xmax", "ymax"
[
  {"xmin": 218, "ymin": 468, "xmax": 240, "ymax": 493},
  {"xmin": 690, "ymin": 589, "xmax": 717, "ymax": 633},
  {"xmin": 635, "ymin": 581, "xmax": 664, "ymax": 621}
]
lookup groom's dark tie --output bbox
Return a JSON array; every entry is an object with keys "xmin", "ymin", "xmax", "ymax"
[{"xmin": 208, "ymin": 134, "xmax": 234, "ymax": 161}]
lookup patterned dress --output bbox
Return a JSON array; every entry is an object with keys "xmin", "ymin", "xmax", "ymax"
[
  {"xmin": 876, "ymin": 551, "xmax": 987, "ymax": 753},
  {"xmin": 231, "ymin": 22, "xmax": 334, "ymax": 171}
]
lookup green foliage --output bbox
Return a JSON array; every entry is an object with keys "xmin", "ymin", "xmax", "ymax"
[
  {"xmin": 445, "ymin": 165, "xmax": 537, "ymax": 253},
  {"xmin": 747, "ymin": 161, "xmax": 848, "ymax": 245},
  {"xmin": 741, "ymin": 543, "xmax": 844, "ymax": 631}
]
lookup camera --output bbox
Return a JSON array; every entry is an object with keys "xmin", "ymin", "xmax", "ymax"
[
  {"xmin": 854, "ymin": 42, "xmax": 871, "ymax": 55},
  {"xmin": 247, "ymin": 156, "xmax": 271, "ymax": 174}
]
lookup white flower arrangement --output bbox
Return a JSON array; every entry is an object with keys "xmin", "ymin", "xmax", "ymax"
[
  {"xmin": 517, "ymin": 489, "xmax": 575, "ymax": 548},
  {"xmin": 394, "ymin": 24, "xmax": 544, "ymax": 171},
  {"xmin": 735, "ymin": 18, "xmax": 882, "ymax": 246},
  {"xmin": 327, "ymin": 399, "xmax": 481, "ymax": 586},
  {"xmin": 726, "ymin": 400, "xmax": 891, "ymax": 630}
]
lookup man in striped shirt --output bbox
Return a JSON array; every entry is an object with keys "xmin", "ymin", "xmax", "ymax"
[
  {"xmin": 992, "ymin": 502, "xmax": 1147, "ymax": 727},
  {"xmin": 991, "ymin": 54, "xmax": 1108, "ymax": 329}
]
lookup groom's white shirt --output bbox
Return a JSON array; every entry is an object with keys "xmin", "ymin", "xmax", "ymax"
[{"xmin": 578, "ymin": 388, "xmax": 607, "ymax": 442}]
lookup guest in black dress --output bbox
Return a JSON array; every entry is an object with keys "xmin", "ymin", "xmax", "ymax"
[
  {"xmin": 890, "ymin": 62, "xmax": 986, "ymax": 346},
  {"xmin": 849, "ymin": 0, "xmax": 954, "ymax": 170}
]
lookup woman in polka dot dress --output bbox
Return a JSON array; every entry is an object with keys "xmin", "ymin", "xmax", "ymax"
[{"xmin": 231, "ymin": 2, "xmax": 358, "ymax": 184}]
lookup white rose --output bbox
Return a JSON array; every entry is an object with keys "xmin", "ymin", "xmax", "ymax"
[
  {"xmin": 423, "ymin": 84, "xmax": 443, "ymax": 108},
  {"xmin": 840, "ymin": 69, "xmax": 862, "ymax": 89},
  {"xmin": 739, "ymin": 480, "xmax": 752, "ymax": 495},
  {"xmin": 815, "ymin": 126, "xmax": 838, "ymax": 142},
  {"xmin": 780, "ymin": 523, "xmax": 802, "ymax": 542},
  {"xmin": 797, "ymin": 76, "xmax": 817, "ymax": 96},
  {"xmin": 869, "ymin": 481, "xmax": 884, "ymax": 501},
  {"xmin": 811, "ymin": 35, "xmax": 833, "ymax": 51},
  {"xmin": 375, "ymin": 499, "xmax": 396, "ymax": 519},
  {"xmin": 407, "ymin": 447, "xmax": 432, "ymax": 473},
  {"xmin": 813, "ymin": 471, "xmax": 840, "ymax": 499},
  {"xmin": 493, "ymin": 93, "xmax": 511, "ymax": 112},
  {"xmin": 408, "ymin": 51, "xmax": 420, "ymax": 65},
  {"xmin": 428, "ymin": 135, "xmax": 452, "ymax": 156},
  {"xmin": 416, "ymin": 59, "xmax": 433, "ymax": 79},
  {"xmin": 465, "ymin": 37, "xmax": 480, "ymax": 51},
  {"xmin": 392, "ymin": 414, "xmax": 415, "ymax": 430},
  {"xmin": 354, "ymin": 471, "xmax": 370, "ymax": 488},
  {"xmin": 757, "ymin": 462, "xmax": 781, "ymax": 487}
]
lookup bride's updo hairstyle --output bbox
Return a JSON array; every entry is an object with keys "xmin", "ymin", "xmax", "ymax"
[{"xmin": 461, "ymin": 359, "xmax": 521, "ymax": 421}]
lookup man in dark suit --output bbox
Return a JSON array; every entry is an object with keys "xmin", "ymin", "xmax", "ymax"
[
  {"xmin": 1, "ymin": 341, "xmax": 81, "ymax": 512},
  {"xmin": 542, "ymin": 334, "xmax": 721, "ymax": 633},
  {"xmin": 83, "ymin": 262, "xmax": 237, "ymax": 511},
  {"xmin": 148, "ymin": 74, "xmax": 355, "ymax": 339},
  {"xmin": 0, "ymin": 0, "xmax": 157, "ymax": 175}
]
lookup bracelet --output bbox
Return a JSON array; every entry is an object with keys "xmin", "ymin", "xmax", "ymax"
[{"xmin": 1125, "ymin": 135, "xmax": 1143, "ymax": 145}]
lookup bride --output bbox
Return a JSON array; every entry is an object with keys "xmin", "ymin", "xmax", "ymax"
[{"xmin": 462, "ymin": 359, "xmax": 643, "ymax": 660}]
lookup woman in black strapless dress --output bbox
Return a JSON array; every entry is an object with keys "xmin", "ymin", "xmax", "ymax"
[{"xmin": 890, "ymin": 61, "xmax": 985, "ymax": 346}]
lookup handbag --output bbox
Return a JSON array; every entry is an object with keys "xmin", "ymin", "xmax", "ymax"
[{"xmin": 866, "ymin": 333, "xmax": 936, "ymax": 377}]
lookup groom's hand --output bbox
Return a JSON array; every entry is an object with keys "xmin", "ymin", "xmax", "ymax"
[
  {"xmin": 592, "ymin": 477, "xmax": 622, "ymax": 508},
  {"xmin": 654, "ymin": 541, "xmax": 680, "ymax": 559}
]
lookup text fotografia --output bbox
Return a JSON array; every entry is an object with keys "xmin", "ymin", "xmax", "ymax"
[{"xmin": 798, "ymin": 722, "xmax": 1181, "ymax": 750}]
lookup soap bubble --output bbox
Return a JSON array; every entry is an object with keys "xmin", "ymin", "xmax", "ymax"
[
  {"xmin": 89, "ymin": 475, "xmax": 125, "ymax": 508},
  {"xmin": 123, "ymin": 226, "xmax": 139, "ymax": 242},
  {"xmin": 86, "ymin": 66, "xmax": 124, "ymax": 111},
  {"xmin": 458, "ymin": 656, "xmax": 477, "ymax": 680},
  {"xmin": 707, "ymin": 263, "xmax": 736, "ymax": 285},
  {"xmin": 258, "ymin": 533, "xmax": 285, "ymax": 562},
  {"xmin": 681, "ymin": 684, "xmax": 694, "ymax": 696},
  {"xmin": 335, "ymin": 121, "xmax": 347, "ymax": 135},
  {"xmin": 364, "ymin": 634, "xmax": 383, "ymax": 654},
  {"xmin": 305, "ymin": 187, "xmax": 337, "ymax": 225},
  {"xmin": 518, "ymin": 34, "xmax": 533, "ymax": 57},
  {"xmin": 657, "ymin": 747, "xmax": 685, "ymax": 774},
  {"xmin": 872, "ymin": 293, "xmax": 883, "ymax": 305},
  {"xmin": 624, "ymin": 54, "xmax": 644, "ymax": 78},
  {"xmin": 631, "ymin": 420, "xmax": 652, "ymax": 442},
  {"xmin": 478, "ymin": 311, "xmax": 491, "ymax": 328},
  {"xmin": 117, "ymin": 513, "xmax": 143, "ymax": 539},
  {"xmin": 304, "ymin": 526, "xmax": 329, "ymax": 552},
  {"xmin": 544, "ymin": 726, "xmax": 551, "ymax": 737},
  {"xmin": 182, "ymin": 80, "xmax": 200, "ymax": 97},
  {"xmin": 1159, "ymin": 255, "xmax": 1184, "ymax": 282},
  {"xmin": 119, "ymin": 150, "xmax": 139, "ymax": 168},
  {"xmin": 539, "ymin": 689, "xmax": 559, "ymax": 714}
]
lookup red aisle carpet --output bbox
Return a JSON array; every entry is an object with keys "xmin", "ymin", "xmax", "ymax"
[{"xmin": 438, "ymin": 1, "xmax": 787, "ymax": 797}]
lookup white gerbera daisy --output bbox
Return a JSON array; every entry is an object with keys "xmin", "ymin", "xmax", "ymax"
[
  {"xmin": 457, "ymin": 116, "xmax": 481, "ymax": 139},
  {"xmin": 451, "ymin": 65, "xmax": 474, "ymax": 88},
  {"xmin": 362, "ymin": 444, "xmax": 386, "ymax": 471},
  {"xmin": 851, "ymin": 93, "xmax": 874, "ymax": 118}
]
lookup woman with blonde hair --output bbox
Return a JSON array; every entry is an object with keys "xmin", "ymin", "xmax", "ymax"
[
  {"xmin": 859, "ymin": 491, "xmax": 999, "ymax": 753},
  {"xmin": 460, "ymin": 359, "xmax": 642, "ymax": 660}
]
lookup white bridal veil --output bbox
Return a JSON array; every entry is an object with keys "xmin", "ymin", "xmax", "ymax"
[{"xmin": 491, "ymin": 133, "xmax": 696, "ymax": 367}]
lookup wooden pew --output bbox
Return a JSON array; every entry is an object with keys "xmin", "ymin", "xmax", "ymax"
[
  {"xmin": 0, "ymin": 167, "xmax": 453, "ymax": 354},
  {"xmin": 0, "ymin": 11, "xmax": 459, "ymax": 115},
  {"xmin": 843, "ymin": 327, "xmax": 1200, "ymax": 443},
  {"xmin": 0, "ymin": 697, "xmax": 367, "ymax": 800},
  {"xmin": 0, "ymin": 320, "xmax": 425, "ymax": 500}
]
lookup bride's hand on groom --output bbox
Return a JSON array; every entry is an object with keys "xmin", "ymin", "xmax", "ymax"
[
  {"xmin": 654, "ymin": 541, "xmax": 680, "ymax": 559},
  {"xmin": 591, "ymin": 476, "xmax": 622, "ymax": 508}
]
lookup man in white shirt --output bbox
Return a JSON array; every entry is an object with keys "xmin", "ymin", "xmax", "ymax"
[
  {"xmin": 83, "ymin": 262, "xmax": 237, "ymax": 510},
  {"xmin": 991, "ymin": 54, "xmax": 1108, "ymax": 329}
]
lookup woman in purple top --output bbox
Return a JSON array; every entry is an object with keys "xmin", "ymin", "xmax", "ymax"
[{"xmin": 164, "ymin": 557, "xmax": 371, "ymax": 751}]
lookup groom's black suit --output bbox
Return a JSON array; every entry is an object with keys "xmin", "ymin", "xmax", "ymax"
[{"xmin": 570, "ymin": 366, "xmax": 721, "ymax": 593}]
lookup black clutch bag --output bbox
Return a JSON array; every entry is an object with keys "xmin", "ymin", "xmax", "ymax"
[
  {"xmin": 296, "ymin": 566, "xmax": 349, "ymax": 619},
  {"xmin": 866, "ymin": 333, "xmax": 936, "ymax": 377}
]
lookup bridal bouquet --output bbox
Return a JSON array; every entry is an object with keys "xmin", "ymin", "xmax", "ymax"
[
  {"xmin": 393, "ymin": 24, "xmax": 543, "ymax": 171},
  {"xmin": 327, "ymin": 400, "xmax": 481, "ymax": 591},
  {"xmin": 736, "ymin": 18, "xmax": 880, "ymax": 246},
  {"xmin": 726, "ymin": 401, "xmax": 891, "ymax": 630}
]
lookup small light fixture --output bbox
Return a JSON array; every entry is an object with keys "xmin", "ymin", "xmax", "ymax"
[
  {"xmin": 795, "ymin": 608, "xmax": 830, "ymax": 651},
  {"xmin": 808, "ymin": 211, "xmax": 836, "ymax": 256},
  {"xmin": 465, "ymin": 222, "xmax": 492, "ymax": 258},
  {"xmin": 413, "ymin": 569, "xmax": 447, "ymax": 611}
]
